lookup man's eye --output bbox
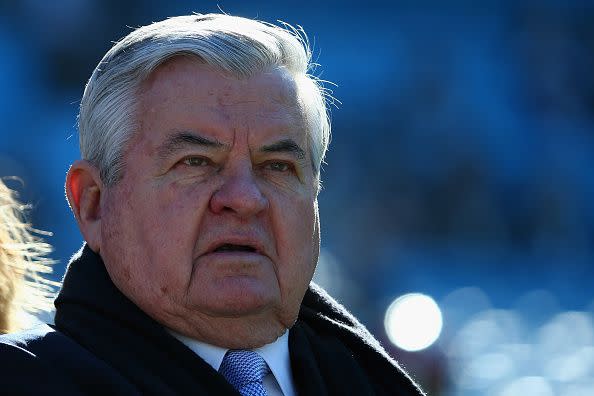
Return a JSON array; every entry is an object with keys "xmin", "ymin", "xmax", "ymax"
[
  {"xmin": 264, "ymin": 161, "xmax": 291, "ymax": 172},
  {"xmin": 182, "ymin": 157, "xmax": 209, "ymax": 167}
]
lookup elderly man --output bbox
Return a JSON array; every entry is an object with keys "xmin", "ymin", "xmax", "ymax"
[{"xmin": 0, "ymin": 14, "xmax": 424, "ymax": 395}]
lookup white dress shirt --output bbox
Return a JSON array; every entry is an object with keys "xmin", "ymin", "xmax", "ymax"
[{"xmin": 169, "ymin": 330, "xmax": 296, "ymax": 396}]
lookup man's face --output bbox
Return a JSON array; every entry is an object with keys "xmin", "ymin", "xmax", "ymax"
[{"xmin": 98, "ymin": 58, "xmax": 320, "ymax": 347}]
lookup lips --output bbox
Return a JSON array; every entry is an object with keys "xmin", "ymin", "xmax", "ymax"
[
  {"xmin": 213, "ymin": 243, "xmax": 257, "ymax": 253},
  {"xmin": 203, "ymin": 237, "xmax": 265, "ymax": 257},
  {"xmin": 197, "ymin": 236, "xmax": 270, "ymax": 274}
]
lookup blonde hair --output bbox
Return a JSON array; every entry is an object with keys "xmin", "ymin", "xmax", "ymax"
[{"xmin": 0, "ymin": 179, "xmax": 59, "ymax": 333}]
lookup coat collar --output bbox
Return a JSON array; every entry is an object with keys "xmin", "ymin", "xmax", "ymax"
[{"xmin": 54, "ymin": 244, "xmax": 424, "ymax": 395}]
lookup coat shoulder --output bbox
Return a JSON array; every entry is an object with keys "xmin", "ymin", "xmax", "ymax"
[
  {"xmin": 1, "ymin": 323, "xmax": 61, "ymax": 350},
  {"xmin": 0, "ymin": 325, "xmax": 136, "ymax": 395},
  {"xmin": 0, "ymin": 324, "xmax": 80, "ymax": 392}
]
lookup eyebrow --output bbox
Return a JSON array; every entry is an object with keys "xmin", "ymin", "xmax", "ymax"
[
  {"xmin": 259, "ymin": 139, "xmax": 306, "ymax": 160},
  {"xmin": 157, "ymin": 131, "xmax": 226, "ymax": 159}
]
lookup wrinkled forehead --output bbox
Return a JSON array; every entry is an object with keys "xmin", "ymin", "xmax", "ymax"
[
  {"xmin": 138, "ymin": 56, "xmax": 311, "ymax": 139},
  {"xmin": 144, "ymin": 57, "xmax": 302, "ymax": 109}
]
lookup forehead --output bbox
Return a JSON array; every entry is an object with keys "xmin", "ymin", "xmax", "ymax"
[{"xmin": 138, "ymin": 57, "xmax": 305, "ymax": 133}]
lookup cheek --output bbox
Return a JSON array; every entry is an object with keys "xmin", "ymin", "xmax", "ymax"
[
  {"xmin": 273, "ymin": 194, "xmax": 318, "ymax": 292},
  {"xmin": 101, "ymin": 183, "xmax": 211, "ymax": 289},
  {"xmin": 100, "ymin": 199, "xmax": 149, "ymax": 301},
  {"xmin": 139, "ymin": 182, "xmax": 212, "ymax": 266},
  {"xmin": 101, "ymin": 191, "xmax": 133, "ymax": 257},
  {"xmin": 147, "ymin": 180, "xmax": 210, "ymax": 233}
]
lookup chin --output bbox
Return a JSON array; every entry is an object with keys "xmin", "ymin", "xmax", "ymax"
[
  {"xmin": 216, "ymin": 320, "xmax": 288, "ymax": 349},
  {"xmin": 174, "ymin": 312, "xmax": 289, "ymax": 349},
  {"xmin": 199, "ymin": 278, "xmax": 280, "ymax": 315},
  {"xmin": 172, "ymin": 299, "xmax": 297, "ymax": 349},
  {"xmin": 226, "ymin": 293, "xmax": 277, "ymax": 315}
]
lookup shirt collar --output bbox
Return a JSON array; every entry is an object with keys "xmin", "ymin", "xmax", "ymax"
[
  {"xmin": 168, "ymin": 329, "xmax": 294, "ymax": 396},
  {"xmin": 169, "ymin": 330, "xmax": 227, "ymax": 371},
  {"xmin": 255, "ymin": 331, "xmax": 294, "ymax": 396}
]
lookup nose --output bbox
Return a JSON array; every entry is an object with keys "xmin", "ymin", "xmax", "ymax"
[{"xmin": 209, "ymin": 166, "xmax": 269, "ymax": 218}]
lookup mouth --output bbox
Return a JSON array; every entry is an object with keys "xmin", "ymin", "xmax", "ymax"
[
  {"xmin": 198, "ymin": 239, "xmax": 269, "ymax": 268},
  {"xmin": 212, "ymin": 243, "xmax": 258, "ymax": 253}
]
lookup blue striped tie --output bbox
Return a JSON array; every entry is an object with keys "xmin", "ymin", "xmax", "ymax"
[{"xmin": 219, "ymin": 350, "xmax": 270, "ymax": 396}]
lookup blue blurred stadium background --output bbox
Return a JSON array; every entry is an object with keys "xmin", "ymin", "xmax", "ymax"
[{"xmin": 1, "ymin": 1, "xmax": 593, "ymax": 395}]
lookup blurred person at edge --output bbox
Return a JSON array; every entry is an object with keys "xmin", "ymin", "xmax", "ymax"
[
  {"xmin": 0, "ymin": 14, "xmax": 424, "ymax": 396},
  {"xmin": 0, "ymin": 179, "xmax": 58, "ymax": 334}
]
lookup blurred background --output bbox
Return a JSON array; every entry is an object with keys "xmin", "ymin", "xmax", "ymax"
[{"xmin": 1, "ymin": 1, "xmax": 594, "ymax": 395}]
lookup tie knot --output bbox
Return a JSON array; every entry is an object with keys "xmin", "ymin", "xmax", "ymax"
[{"xmin": 219, "ymin": 350, "xmax": 270, "ymax": 394}]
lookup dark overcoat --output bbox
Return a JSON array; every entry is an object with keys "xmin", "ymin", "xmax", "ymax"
[{"xmin": 0, "ymin": 246, "xmax": 424, "ymax": 395}]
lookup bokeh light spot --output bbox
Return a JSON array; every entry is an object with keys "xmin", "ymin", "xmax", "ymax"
[{"xmin": 384, "ymin": 293, "xmax": 443, "ymax": 351}]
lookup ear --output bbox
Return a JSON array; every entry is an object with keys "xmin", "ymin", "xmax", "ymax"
[{"xmin": 66, "ymin": 160, "xmax": 103, "ymax": 253}]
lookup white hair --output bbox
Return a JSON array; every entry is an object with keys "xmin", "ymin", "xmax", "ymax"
[{"xmin": 78, "ymin": 13, "xmax": 332, "ymax": 186}]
